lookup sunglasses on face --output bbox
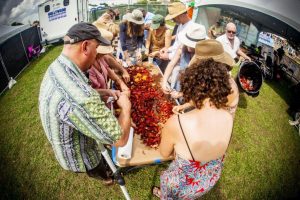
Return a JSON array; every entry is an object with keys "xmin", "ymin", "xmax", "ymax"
[{"xmin": 227, "ymin": 30, "xmax": 236, "ymax": 34}]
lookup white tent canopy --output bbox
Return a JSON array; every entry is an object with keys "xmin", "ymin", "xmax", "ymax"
[{"xmin": 194, "ymin": 0, "xmax": 300, "ymax": 46}]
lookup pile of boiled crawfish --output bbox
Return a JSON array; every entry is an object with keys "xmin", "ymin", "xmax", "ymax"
[
  {"xmin": 240, "ymin": 76, "xmax": 254, "ymax": 91},
  {"xmin": 127, "ymin": 66, "xmax": 174, "ymax": 147}
]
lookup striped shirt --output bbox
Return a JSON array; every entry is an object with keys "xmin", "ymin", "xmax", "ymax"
[{"xmin": 39, "ymin": 54, "xmax": 122, "ymax": 172}]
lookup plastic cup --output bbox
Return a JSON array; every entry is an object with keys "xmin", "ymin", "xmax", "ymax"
[{"xmin": 148, "ymin": 57, "xmax": 153, "ymax": 64}]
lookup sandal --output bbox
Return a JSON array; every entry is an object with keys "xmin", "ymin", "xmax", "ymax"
[
  {"xmin": 102, "ymin": 177, "xmax": 114, "ymax": 186},
  {"xmin": 151, "ymin": 186, "xmax": 161, "ymax": 198}
]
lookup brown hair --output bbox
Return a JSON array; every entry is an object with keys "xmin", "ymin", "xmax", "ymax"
[
  {"xmin": 126, "ymin": 21, "xmax": 144, "ymax": 38},
  {"xmin": 180, "ymin": 58, "xmax": 232, "ymax": 109}
]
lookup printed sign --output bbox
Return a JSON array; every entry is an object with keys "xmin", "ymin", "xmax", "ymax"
[
  {"xmin": 258, "ymin": 32, "xmax": 274, "ymax": 47},
  {"xmin": 48, "ymin": 8, "xmax": 67, "ymax": 21}
]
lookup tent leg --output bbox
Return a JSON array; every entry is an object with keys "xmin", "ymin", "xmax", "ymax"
[{"xmin": 98, "ymin": 143, "xmax": 131, "ymax": 200}]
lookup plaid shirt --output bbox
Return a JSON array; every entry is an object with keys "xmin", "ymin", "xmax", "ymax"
[{"xmin": 39, "ymin": 54, "xmax": 121, "ymax": 172}]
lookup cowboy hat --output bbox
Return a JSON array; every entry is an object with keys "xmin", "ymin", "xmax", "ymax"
[
  {"xmin": 190, "ymin": 39, "xmax": 234, "ymax": 67},
  {"xmin": 178, "ymin": 23, "xmax": 208, "ymax": 48},
  {"xmin": 96, "ymin": 28, "xmax": 114, "ymax": 54},
  {"xmin": 127, "ymin": 9, "xmax": 144, "ymax": 25},
  {"xmin": 165, "ymin": 2, "xmax": 187, "ymax": 21}
]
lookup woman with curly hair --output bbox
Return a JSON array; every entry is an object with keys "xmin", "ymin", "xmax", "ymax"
[{"xmin": 152, "ymin": 55, "xmax": 239, "ymax": 199}]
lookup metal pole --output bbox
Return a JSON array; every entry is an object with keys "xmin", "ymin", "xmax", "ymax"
[
  {"xmin": 0, "ymin": 53, "xmax": 10, "ymax": 81},
  {"xmin": 98, "ymin": 142, "xmax": 131, "ymax": 200},
  {"xmin": 20, "ymin": 32, "xmax": 30, "ymax": 63}
]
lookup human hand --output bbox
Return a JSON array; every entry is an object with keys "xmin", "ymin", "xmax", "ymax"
[
  {"xmin": 170, "ymin": 90, "xmax": 182, "ymax": 99},
  {"xmin": 149, "ymin": 51, "xmax": 159, "ymax": 58},
  {"xmin": 161, "ymin": 81, "xmax": 172, "ymax": 94},
  {"xmin": 105, "ymin": 89, "xmax": 121, "ymax": 101},
  {"xmin": 126, "ymin": 59, "xmax": 133, "ymax": 67},
  {"xmin": 144, "ymin": 23, "xmax": 151, "ymax": 30},
  {"xmin": 172, "ymin": 103, "xmax": 193, "ymax": 114},
  {"xmin": 245, "ymin": 56, "xmax": 251, "ymax": 61},
  {"xmin": 159, "ymin": 48, "xmax": 169, "ymax": 60},
  {"xmin": 122, "ymin": 70, "xmax": 130, "ymax": 83},
  {"xmin": 136, "ymin": 52, "xmax": 142, "ymax": 61}
]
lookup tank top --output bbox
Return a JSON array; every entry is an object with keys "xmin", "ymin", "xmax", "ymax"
[{"xmin": 150, "ymin": 27, "xmax": 167, "ymax": 52}]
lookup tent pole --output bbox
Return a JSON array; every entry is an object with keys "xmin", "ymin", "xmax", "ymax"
[
  {"xmin": 20, "ymin": 33, "xmax": 30, "ymax": 63},
  {"xmin": 0, "ymin": 53, "xmax": 10, "ymax": 81}
]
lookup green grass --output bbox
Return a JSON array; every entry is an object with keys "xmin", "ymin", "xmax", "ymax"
[{"xmin": 0, "ymin": 45, "xmax": 300, "ymax": 199}]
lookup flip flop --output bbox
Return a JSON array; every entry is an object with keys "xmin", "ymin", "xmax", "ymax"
[{"xmin": 151, "ymin": 186, "xmax": 161, "ymax": 198}]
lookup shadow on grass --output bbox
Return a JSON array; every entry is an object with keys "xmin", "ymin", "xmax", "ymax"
[
  {"xmin": 238, "ymin": 93, "xmax": 248, "ymax": 109},
  {"xmin": 265, "ymin": 79, "xmax": 292, "ymax": 105}
]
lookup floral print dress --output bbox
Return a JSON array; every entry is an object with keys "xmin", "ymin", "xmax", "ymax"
[{"xmin": 160, "ymin": 154, "xmax": 225, "ymax": 200}]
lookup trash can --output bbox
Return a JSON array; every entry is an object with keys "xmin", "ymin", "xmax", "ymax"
[{"xmin": 237, "ymin": 61, "xmax": 263, "ymax": 97}]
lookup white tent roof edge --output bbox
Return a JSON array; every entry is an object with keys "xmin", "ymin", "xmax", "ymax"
[{"xmin": 194, "ymin": 0, "xmax": 300, "ymax": 32}]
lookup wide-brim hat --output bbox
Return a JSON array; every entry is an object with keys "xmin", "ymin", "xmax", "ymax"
[
  {"xmin": 165, "ymin": 2, "xmax": 187, "ymax": 21},
  {"xmin": 178, "ymin": 23, "xmax": 208, "ymax": 48},
  {"xmin": 96, "ymin": 28, "xmax": 114, "ymax": 54},
  {"xmin": 127, "ymin": 9, "xmax": 144, "ymax": 25},
  {"xmin": 190, "ymin": 39, "xmax": 234, "ymax": 67}
]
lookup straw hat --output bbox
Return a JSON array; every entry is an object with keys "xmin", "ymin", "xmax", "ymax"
[
  {"xmin": 190, "ymin": 39, "xmax": 234, "ymax": 67},
  {"xmin": 178, "ymin": 24, "xmax": 208, "ymax": 48},
  {"xmin": 165, "ymin": 2, "xmax": 187, "ymax": 21},
  {"xmin": 96, "ymin": 28, "xmax": 114, "ymax": 54},
  {"xmin": 93, "ymin": 20, "xmax": 109, "ymax": 31},
  {"xmin": 127, "ymin": 9, "xmax": 144, "ymax": 25},
  {"xmin": 98, "ymin": 13, "xmax": 112, "ymax": 24}
]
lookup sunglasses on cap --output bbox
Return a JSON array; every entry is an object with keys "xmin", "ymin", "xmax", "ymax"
[{"xmin": 226, "ymin": 30, "xmax": 236, "ymax": 34}]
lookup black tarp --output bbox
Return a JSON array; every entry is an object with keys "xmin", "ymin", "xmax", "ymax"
[
  {"xmin": 0, "ymin": 26, "xmax": 41, "ymax": 94},
  {"xmin": 21, "ymin": 26, "xmax": 42, "ymax": 61},
  {"xmin": 0, "ymin": 34, "xmax": 28, "ymax": 78},
  {"xmin": 0, "ymin": 61, "xmax": 8, "ymax": 92}
]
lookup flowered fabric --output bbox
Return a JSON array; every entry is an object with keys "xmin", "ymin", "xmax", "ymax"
[
  {"xmin": 39, "ymin": 54, "xmax": 122, "ymax": 172},
  {"xmin": 160, "ymin": 154, "xmax": 224, "ymax": 200}
]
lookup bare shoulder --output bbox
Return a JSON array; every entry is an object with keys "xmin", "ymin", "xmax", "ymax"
[{"xmin": 163, "ymin": 114, "xmax": 178, "ymax": 131}]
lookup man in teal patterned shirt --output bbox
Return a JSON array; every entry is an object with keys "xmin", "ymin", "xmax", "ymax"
[{"xmin": 39, "ymin": 23, "xmax": 131, "ymax": 184}]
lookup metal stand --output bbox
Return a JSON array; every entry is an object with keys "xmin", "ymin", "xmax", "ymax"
[{"xmin": 98, "ymin": 143, "xmax": 131, "ymax": 200}]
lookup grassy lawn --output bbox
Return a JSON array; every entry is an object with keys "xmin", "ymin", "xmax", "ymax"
[{"xmin": 0, "ymin": 45, "xmax": 300, "ymax": 199}]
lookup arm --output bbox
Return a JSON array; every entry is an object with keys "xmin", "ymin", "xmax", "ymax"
[
  {"xmin": 106, "ymin": 66, "xmax": 129, "ymax": 93},
  {"xmin": 145, "ymin": 30, "xmax": 152, "ymax": 56},
  {"xmin": 136, "ymin": 35, "xmax": 144, "ymax": 60},
  {"xmin": 164, "ymin": 29, "xmax": 172, "ymax": 49},
  {"xmin": 237, "ymin": 48, "xmax": 251, "ymax": 61},
  {"xmin": 161, "ymin": 47, "xmax": 182, "ymax": 93},
  {"xmin": 103, "ymin": 54, "xmax": 130, "ymax": 83},
  {"xmin": 66, "ymin": 94, "xmax": 130, "ymax": 147},
  {"xmin": 113, "ymin": 93, "xmax": 131, "ymax": 147},
  {"xmin": 226, "ymin": 78, "xmax": 239, "ymax": 117},
  {"xmin": 159, "ymin": 115, "xmax": 176, "ymax": 158}
]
